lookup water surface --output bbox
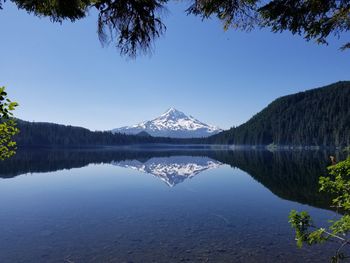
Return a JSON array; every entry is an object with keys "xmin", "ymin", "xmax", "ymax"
[{"xmin": 0, "ymin": 148, "xmax": 344, "ymax": 262}]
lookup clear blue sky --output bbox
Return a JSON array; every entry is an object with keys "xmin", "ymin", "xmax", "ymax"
[{"xmin": 0, "ymin": 2, "xmax": 349, "ymax": 131}]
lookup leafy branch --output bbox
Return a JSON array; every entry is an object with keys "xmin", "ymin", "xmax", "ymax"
[
  {"xmin": 290, "ymin": 157, "xmax": 350, "ymax": 262},
  {"xmin": 0, "ymin": 86, "xmax": 19, "ymax": 160}
]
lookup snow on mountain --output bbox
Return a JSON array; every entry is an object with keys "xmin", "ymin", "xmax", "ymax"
[
  {"xmin": 112, "ymin": 156, "xmax": 222, "ymax": 187},
  {"xmin": 112, "ymin": 107, "xmax": 222, "ymax": 138}
]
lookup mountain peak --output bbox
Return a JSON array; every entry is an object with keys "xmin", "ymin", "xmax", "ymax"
[
  {"xmin": 160, "ymin": 107, "xmax": 187, "ymax": 120},
  {"xmin": 165, "ymin": 107, "xmax": 178, "ymax": 113},
  {"xmin": 112, "ymin": 108, "xmax": 222, "ymax": 138}
]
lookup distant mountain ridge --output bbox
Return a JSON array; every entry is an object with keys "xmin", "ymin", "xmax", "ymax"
[{"xmin": 112, "ymin": 108, "xmax": 222, "ymax": 138}]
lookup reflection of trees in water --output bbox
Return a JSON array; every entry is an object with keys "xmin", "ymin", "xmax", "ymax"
[
  {"xmin": 0, "ymin": 148, "xmax": 344, "ymax": 210},
  {"xmin": 214, "ymin": 150, "xmax": 336, "ymax": 210},
  {"xmin": 0, "ymin": 149, "xmax": 218, "ymax": 178}
]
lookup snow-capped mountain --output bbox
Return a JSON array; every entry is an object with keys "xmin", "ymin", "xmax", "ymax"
[
  {"xmin": 112, "ymin": 156, "xmax": 222, "ymax": 187},
  {"xmin": 112, "ymin": 108, "xmax": 222, "ymax": 138}
]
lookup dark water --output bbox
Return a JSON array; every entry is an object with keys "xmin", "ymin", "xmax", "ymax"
[{"xmin": 0, "ymin": 148, "xmax": 346, "ymax": 262}]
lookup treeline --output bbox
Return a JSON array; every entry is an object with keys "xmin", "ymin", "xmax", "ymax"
[
  {"xmin": 209, "ymin": 81, "xmax": 350, "ymax": 147},
  {"xmin": 14, "ymin": 120, "xmax": 204, "ymax": 147}
]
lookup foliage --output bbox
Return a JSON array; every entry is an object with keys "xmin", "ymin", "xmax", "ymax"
[
  {"xmin": 11, "ymin": 0, "xmax": 90, "ymax": 21},
  {"xmin": 0, "ymin": 86, "xmax": 19, "ymax": 160},
  {"xmin": 209, "ymin": 81, "xmax": 350, "ymax": 147},
  {"xmin": 1, "ymin": 0, "xmax": 349, "ymax": 56},
  {"xmin": 96, "ymin": 0, "xmax": 166, "ymax": 57},
  {"xmin": 259, "ymin": 0, "xmax": 350, "ymax": 51},
  {"xmin": 186, "ymin": 0, "xmax": 259, "ymax": 31},
  {"xmin": 188, "ymin": 0, "xmax": 350, "ymax": 51},
  {"xmin": 289, "ymin": 157, "xmax": 350, "ymax": 262},
  {"xmin": 2, "ymin": 0, "xmax": 167, "ymax": 57}
]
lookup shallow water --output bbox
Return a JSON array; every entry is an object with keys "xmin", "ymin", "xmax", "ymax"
[{"xmin": 0, "ymin": 148, "xmax": 345, "ymax": 262}]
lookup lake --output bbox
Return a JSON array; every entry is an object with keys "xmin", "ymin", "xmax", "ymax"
[{"xmin": 0, "ymin": 148, "xmax": 345, "ymax": 262}]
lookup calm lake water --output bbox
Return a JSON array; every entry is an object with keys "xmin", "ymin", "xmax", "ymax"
[{"xmin": 0, "ymin": 148, "xmax": 346, "ymax": 262}]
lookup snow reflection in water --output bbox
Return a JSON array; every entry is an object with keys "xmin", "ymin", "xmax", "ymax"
[{"xmin": 112, "ymin": 156, "xmax": 222, "ymax": 187}]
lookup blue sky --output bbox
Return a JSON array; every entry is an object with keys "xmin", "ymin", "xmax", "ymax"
[{"xmin": 0, "ymin": 2, "xmax": 349, "ymax": 131}]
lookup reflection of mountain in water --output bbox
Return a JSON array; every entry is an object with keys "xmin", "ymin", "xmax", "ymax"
[
  {"xmin": 0, "ymin": 148, "xmax": 346, "ymax": 210},
  {"xmin": 112, "ymin": 156, "xmax": 222, "ymax": 187}
]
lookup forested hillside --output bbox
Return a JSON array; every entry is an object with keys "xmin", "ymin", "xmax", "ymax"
[{"xmin": 210, "ymin": 81, "xmax": 350, "ymax": 147}]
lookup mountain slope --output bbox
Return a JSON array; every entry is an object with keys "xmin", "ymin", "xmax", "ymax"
[
  {"xmin": 112, "ymin": 108, "xmax": 222, "ymax": 138},
  {"xmin": 210, "ymin": 81, "xmax": 350, "ymax": 147}
]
